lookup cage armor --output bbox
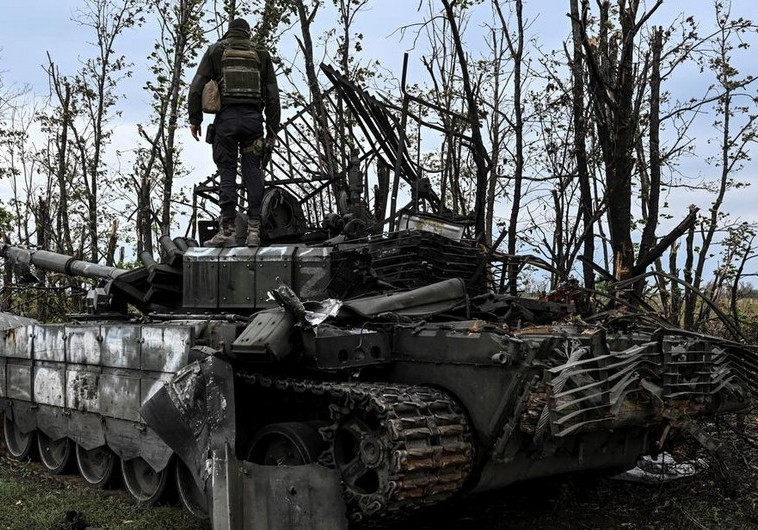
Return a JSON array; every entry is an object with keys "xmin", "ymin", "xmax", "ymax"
[{"xmin": 220, "ymin": 37, "xmax": 262, "ymax": 107}]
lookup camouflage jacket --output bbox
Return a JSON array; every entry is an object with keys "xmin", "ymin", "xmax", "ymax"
[{"xmin": 188, "ymin": 28, "xmax": 280, "ymax": 135}]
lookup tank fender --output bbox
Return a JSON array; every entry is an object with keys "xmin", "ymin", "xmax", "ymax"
[
  {"xmin": 68, "ymin": 410, "xmax": 106, "ymax": 450},
  {"xmin": 0, "ymin": 398, "xmax": 11, "ymax": 418},
  {"xmin": 104, "ymin": 417, "xmax": 173, "ymax": 472},
  {"xmin": 140, "ymin": 355, "xmax": 235, "ymax": 493},
  {"xmin": 36, "ymin": 406, "xmax": 69, "ymax": 441},
  {"xmin": 210, "ymin": 444, "xmax": 348, "ymax": 530},
  {"xmin": 6, "ymin": 401, "xmax": 36, "ymax": 434}
]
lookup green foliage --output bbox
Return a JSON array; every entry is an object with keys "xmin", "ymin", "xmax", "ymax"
[
  {"xmin": 0, "ymin": 200, "xmax": 14, "ymax": 235},
  {"xmin": 251, "ymin": 0, "xmax": 294, "ymax": 49},
  {"xmin": 129, "ymin": 0, "xmax": 208, "ymax": 252},
  {"xmin": 27, "ymin": 0, "xmax": 147, "ymax": 262}
]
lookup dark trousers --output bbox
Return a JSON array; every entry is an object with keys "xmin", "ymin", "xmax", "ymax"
[{"xmin": 212, "ymin": 106, "xmax": 264, "ymax": 222}]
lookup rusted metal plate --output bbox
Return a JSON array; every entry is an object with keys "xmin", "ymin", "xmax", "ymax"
[
  {"xmin": 7, "ymin": 363, "xmax": 32, "ymax": 400},
  {"xmin": 33, "ymin": 325, "xmax": 66, "ymax": 362},
  {"xmin": 141, "ymin": 326, "xmax": 191, "ymax": 373},
  {"xmin": 33, "ymin": 365, "xmax": 66, "ymax": 406},
  {"xmin": 66, "ymin": 326, "xmax": 101, "ymax": 365},
  {"xmin": 101, "ymin": 325, "xmax": 141, "ymax": 369},
  {"xmin": 99, "ymin": 373, "xmax": 140, "ymax": 421},
  {"xmin": 3, "ymin": 325, "xmax": 33, "ymax": 359},
  {"xmin": 66, "ymin": 368, "xmax": 100, "ymax": 412}
]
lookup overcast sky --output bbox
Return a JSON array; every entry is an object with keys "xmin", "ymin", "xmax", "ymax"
[{"xmin": 0, "ymin": 0, "xmax": 756, "ymax": 276}]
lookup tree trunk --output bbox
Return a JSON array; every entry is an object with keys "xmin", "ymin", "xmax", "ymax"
[
  {"xmin": 634, "ymin": 27, "xmax": 663, "ymax": 299},
  {"xmin": 293, "ymin": 1, "xmax": 338, "ymax": 201},
  {"xmin": 579, "ymin": 0, "xmax": 663, "ymax": 295},
  {"xmin": 56, "ymin": 81, "xmax": 74, "ymax": 255},
  {"xmin": 441, "ymin": 0, "xmax": 491, "ymax": 242},
  {"xmin": 570, "ymin": 0, "xmax": 594, "ymax": 290},
  {"xmin": 496, "ymin": 0, "xmax": 524, "ymax": 294}
]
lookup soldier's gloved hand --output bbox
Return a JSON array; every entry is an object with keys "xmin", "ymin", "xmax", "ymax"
[
  {"xmin": 190, "ymin": 124, "xmax": 202, "ymax": 142},
  {"xmin": 265, "ymin": 135, "xmax": 278, "ymax": 149}
]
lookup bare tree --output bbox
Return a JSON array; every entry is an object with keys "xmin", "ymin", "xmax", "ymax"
[
  {"xmin": 441, "ymin": 0, "xmax": 492, "ymax": 242},
  {"xmin": 0, "ymin": 99, "xmax": 39, "ymax": 247},
  {"xmin": 43, "ymin": 0, "xmax": 142, "ymax": 262},
  {"xmin": 682, "ymin": 2, "xmax": 758, "ymax": 329},
  {"xmin": 493, "ymin": 0, "xmax": 525, "ymax": 293},
  {"xmin": 131, "ymin": 0, "xmax": 207, "ymax": 253},
  {"xmin": 415, "ymin": 3, "xmax": 467, "ymax": 216},
  {"xmin": 291, "ymin": 1, "xmax": 338, "ymax": 193},
  {"xmin": 333, "ymin": 0, "xmax": 370, "ymax": 79},
  {"xmin": 569, "ymin": 0, "xmax": 595, "ymax": 289},
  {"xmin": 575, "ymin": 0, "xmax": 663, "ymax": 284},
  {"xmin": 39, "ymin": 61, "xmax": 76, "ymax": 255}
]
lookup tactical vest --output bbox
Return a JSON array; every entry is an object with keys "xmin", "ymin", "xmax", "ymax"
[{"xmin": 220, "ymin": 37, "xmax": 262, "ymax": 106}]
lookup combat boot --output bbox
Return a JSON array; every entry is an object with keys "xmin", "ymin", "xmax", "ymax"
[
  {"xmin": 204, "ymin": 219, "xmax": 236, "ymax": 247},
  {"xmin": 246, "ymin": 218, "xmax": 261, "ymax": 247}
]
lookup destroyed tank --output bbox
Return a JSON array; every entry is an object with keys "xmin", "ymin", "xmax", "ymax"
[
  {"xmin": 0, "ymin": 65, "xmax": 755, "ymax": 528},
  {"xmin": 0, "ymin": 209, "xmax": 754, "ymax": 527}
]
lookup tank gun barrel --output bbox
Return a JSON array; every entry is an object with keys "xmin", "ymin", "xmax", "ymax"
[{"xmin": 0, "ymin": 244, "xmax": 128, "ymax": 281}]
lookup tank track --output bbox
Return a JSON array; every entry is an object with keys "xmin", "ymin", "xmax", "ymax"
[{"xmin": 239, "ymin": 373, "xmax": 474, "ymax": 523}]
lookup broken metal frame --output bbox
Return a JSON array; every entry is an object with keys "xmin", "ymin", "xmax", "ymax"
[
  {"xmin": 192, "ymin": 60, "xmax": 486, "ymax": 238},
  {"xmin": 527, "ymin": 328, "xmax": 752, "ymax": 442}
]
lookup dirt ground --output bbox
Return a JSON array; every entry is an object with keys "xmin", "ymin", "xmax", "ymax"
[{"xmin": 0, "ymin": 414, "xmax": 757, "ymax": 530}]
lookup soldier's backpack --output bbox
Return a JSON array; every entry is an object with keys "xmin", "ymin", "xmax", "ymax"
[
  {"xmin": 201, "ymin": 80, "xmax": 221, "ymax": 113},
  {"xmin": 220, "ymin": 38, "xmax": 262, "ymax": 105}
]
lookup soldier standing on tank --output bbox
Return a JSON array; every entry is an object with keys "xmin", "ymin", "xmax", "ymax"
[{"xmin": 188, "ymin": 18, "xmax": 281, "ymax": 247}]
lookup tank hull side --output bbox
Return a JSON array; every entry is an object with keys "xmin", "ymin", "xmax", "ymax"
[
  {"xmin": 0, "ymin": 322, "xmax": 195, "ymax": 472},
  {"xmin": 387, "ymin": 323, "xmax": 751, "ymax": 493},
  {"xmin": 473, "ymin": 429, "xmax": 649, "ymax": 492}
]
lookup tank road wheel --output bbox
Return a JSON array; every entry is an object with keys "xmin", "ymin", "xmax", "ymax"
[
  {"xmin": 175, "ymin": 460, "xmax": 208, "ymax": 519},
  {"xmin": 37, "ymin": 432, "xmax": 73, "ymax": 474},
  {"xmin": 3, "ymin": 416, "xmax": 35, "ymax": 461},
  {"xmin": 247, "ymin": 422, "xmax": 324, "ymax": 466},
  {"xmin": 121, "ymin": 457, "xmax": 169, "ymax": 504},
  {"xmin": 76, "ymin": 444, "xmax": 117, "ymax": 488},
  {"xmin": 333, "ymin": 416, "xmax": 383, "ymax": 496}
]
